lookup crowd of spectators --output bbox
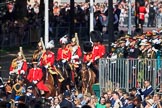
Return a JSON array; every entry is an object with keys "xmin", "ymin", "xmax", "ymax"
[
  {"xmin": 0, "ymin": 79, "xmax": 161, "ymax": 108},
  {"xmin": 1, "ymin": 0, "xmax": 162, "ymax": 48}
]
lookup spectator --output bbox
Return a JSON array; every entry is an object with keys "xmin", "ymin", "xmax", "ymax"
[
  {"xmin": 51, "ymin": 96, "xmax": 61, "ymax": 108},
  {"xmin": 147, "ymin": 2, "xmax": 156, "ymax": 27},
  {"xmin": 74, "ymin": 98, "xmax": 82, "ymax": 108},
  {"xmin": 122, "ymin": 92, "xmax": 129, "ymax": 107},
  {"xmin": 138, "ymin": 80, "xmax": 154, "ymax": 101},
  {"xmin": 125, "ymin": 96, "xmax": 134, "ymax": 108},
  {"xmin": 152, "ymin": 94, "xmax": 162, "ymax": 108},
  {"xmin": 60, "ymin": 90, "xmax": 74, "ymax": 108},
  {"xmin": 95, "ymin": 96, "xmax": 106, "ymax": 108},
  {"xmin": 88, "ymin": 95, "xmax": 97, "ymax": 108},
  {"xmin": 77, "ymin": 93, "xmax": 86, "ymax": 106},
  {"xmin": 114, "ymin": 4, "xmax": 121, "ymax": 31},
  {"xmin": 138, "ymin": 2, "xmax": 147, "ymax": 32},
  {"xmin": 111, "ymin": 91, "xmax": 123, "ymax": 108},
  {"xmin": 130, "ymin": 87, "xmax": 142, "ymax": 101},
  {"xmin": 113, "ymin": 9, "xmax": 119, "ymax": 32},
  {"xmin": 105, "ymin": 100, "xmax": 111, "ymax": 108}
]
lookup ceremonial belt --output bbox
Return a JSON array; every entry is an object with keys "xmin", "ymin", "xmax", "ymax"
[{"xmin": 48, "ymin": 66, "xmax": 64, "ymax": 82}]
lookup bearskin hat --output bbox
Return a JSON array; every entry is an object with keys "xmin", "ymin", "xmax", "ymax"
[
  {"xmin": 90, "ymin": 31, "xmax": 100, "ymax": 42},
  {"xmin": 83, "ymin": 41, "xmax": 93, "ymax": 52}
]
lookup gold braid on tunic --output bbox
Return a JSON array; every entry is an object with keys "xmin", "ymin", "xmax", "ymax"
[{"xmin": 11, "ymin": 58, "xmax": 20, "ymax": 69}]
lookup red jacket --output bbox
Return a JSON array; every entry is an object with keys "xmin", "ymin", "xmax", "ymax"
[
  {"xmin": 99, "ymin": 44, "xmax": 106, "ymax": 58},
  {"xmin": 27, "ymin": 68, "xmax": 49, "ymax": 91},
  {"xmin": 92, "ymin": 44, "xmax": 105, "ymax": 61},
  {"xmin": 40, "ymin": 51, "xmax": 55, "ymax": 67},
  {"xmin": 57, "ymin": 47, "xmax": 71, "ymax": 61},
  {"xmin": 83, "ymin": 53, "xmax": 94, "ymax": 63},
  {"xmin": 10, "ymin": 59, "xmax": 27, "ymax": 75},
  {"xmin": 139, "ymin": 6, "xmax": 146, "ymax": 20}
]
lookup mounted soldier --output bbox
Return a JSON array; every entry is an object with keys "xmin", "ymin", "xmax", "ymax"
[
  {"xmin": 39, "ymin": 40, "xmax": 58, "ymax": 86},
  {"xmin": 27, "ymin": 61, "xmax": 49, "ymax": 96},
  {"xmin": 82, "ymin": 41, "xmax": 96, "ymax": 94},
  {"xmin": 56, "ymin": 35, "xmax": 72, "ymax": 92},
  {"xmin": 9, "ymin": 49, "xmax": 28, "ymax": 84},
  {"xmin": 69, "ymin": 33, "xmax": 82, "ymax": 87},
  {"xmin": 89, "ymin": 31, "xmax": 106, "ymax": 82},
  {"xmin": 32, "ymin": 38, "xmax": 45, "ymax": 66}
]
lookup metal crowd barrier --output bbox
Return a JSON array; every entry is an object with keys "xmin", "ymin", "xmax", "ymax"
[{"xmin": 99, "ymin": 58, "xmax": 162, "ymax": 94}]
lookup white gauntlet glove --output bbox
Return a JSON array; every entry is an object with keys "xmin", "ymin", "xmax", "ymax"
[
  {"xmin": 9, "ymin": 71, "xmax": 14, "ymax": 75},
  {"xmin": 33, "ymin": 80, "xmax": 38, "ymax": 84},
  {"xmin": 71, "ymin": 55, "xmax": 79, "ymax": 60},
  {"xmin": 44, "ymin": 65, "xmax": 48, "ymax": 69},
  {"xmin": 62, "ymin": 59, "xmax": 67, "ymax": 63},
  {"xmin": 20, "ymin": 70, "xmax": 25, "ymax": 74},
  {"xmin": 87, "ymin": 62, "xmax": 91, "ymax": 66}
]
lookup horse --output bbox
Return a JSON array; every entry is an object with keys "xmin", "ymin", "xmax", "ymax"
[
  {"xmin": 80, "ymin": 63, "xmax": 96, "ymax": 95},
  {"xmin": 23, "ymin": 72, "xmax": 56, "ymax": 99},
  {"xmin": 43, "ymin": 72, "xmax": 56, "ymax": 98},
  {"xmin": 55, "ymin": 61, "xmax": 78, "ymax": 94}
]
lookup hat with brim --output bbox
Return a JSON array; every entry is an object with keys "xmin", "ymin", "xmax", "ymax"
[
  {"xmin": 63, "ymin": 90, "xmax": 71, "ymax": 97},
  {"xmin": 140, "ymin": 42, "xmax": 151, "ymax": 46},
  {"xmin": 146, "ymin": 99, "xmax": 154, "ymax": 106},
  {"xmin": 146, "ymin": 31, "xmax": 153, "ymax": 37}
]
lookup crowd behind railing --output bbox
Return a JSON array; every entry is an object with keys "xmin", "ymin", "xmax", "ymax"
[{"xmin": 1, "ymin": 0, "xmax": 162, "ymax": 48}]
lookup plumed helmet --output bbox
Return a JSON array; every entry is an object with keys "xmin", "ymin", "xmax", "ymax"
[
  {"xmin": 17, "ymin": 52, "xmax": 23, "ymax": 57},
  {"xmin": 38, "ymin": 41, "xmax": 42, "ymax": 47},
  {"xmin": 46, "ymin": 40, "xmax": 55, "ymax": 49},
  {"xmin": 83, "ymin": 41, "xmax": 93, "ymax": 52},
  {"xmin": 71, "ymin": 33, "xmax": 79, "ymax": 45},
  {"xmin": 60, "ymin": 35, "xmax": 68, "ymax": 44}
]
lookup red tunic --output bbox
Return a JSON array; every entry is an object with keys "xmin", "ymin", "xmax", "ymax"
[
  {"xmin": 27, "ymin": 68, "xmax": 49, "ymax": 91},
  {"xmin": 40, "ymin": 51, "xmax": 55, "ymax": 67},
  {"xmin": 99, "ymin": 44, "xmax": 106, "ymax": 58},
  {"xmin": 83, "ymin": 53, "xmax": 94, "ymax": 63},
  {"xmin": 92, "ymin": 44, "xmax": 105, "ymax": 61},
  {"xmin": 139, "ymin": 6, "xmax": 146, "ymax": 20},
  {"xmin": 9, "ymin": 59, "xmax": 28, "ymax": 75},
  {"xmin": 56, "ymin": 47, "xmax": 71, "ymax": 62}
]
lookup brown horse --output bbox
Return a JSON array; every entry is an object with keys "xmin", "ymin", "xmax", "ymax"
[
  {"xmin": 43, "ymin": 73, "xmax": 56, "ymax": 98},
  {"xmin": 24, "ymin": 72, "xmax": 56, "ymax": 98},
  {"xmin": 80, "ymin": 63, "xmax": 96, "ymax": 95}
]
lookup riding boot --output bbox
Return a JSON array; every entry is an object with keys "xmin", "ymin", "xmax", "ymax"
[
  {"xmin": 53, "ymin": 74, "xmax": 58, "ymax": 88},
  {"xmin": 42, "ymin": 67, "xmax": 47, "ymax": 83}
]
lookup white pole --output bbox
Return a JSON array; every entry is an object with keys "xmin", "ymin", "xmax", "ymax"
[
  {"xmin": 44, "ymin": 0, "xmax": 49, "ymax": 45},
  {"xmin": 90, "ymin": 0, "xmax": 94, "ymax": 32},
  {"xmin": 128, "ymin": 0, "xmax": 132, "ymax": 35}
]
